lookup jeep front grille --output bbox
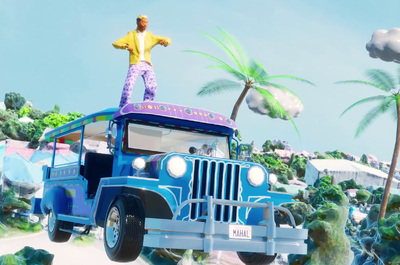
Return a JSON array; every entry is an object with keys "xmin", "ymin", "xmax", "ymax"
[{"xmin": 190, "ymin": 159, "xmax": 240, "ymax": 222}]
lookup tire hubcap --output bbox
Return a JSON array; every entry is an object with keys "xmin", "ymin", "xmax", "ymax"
[
  {"xmin": 48, "ymin": 211, "xmax": 55, "ymax": 233},
  {"xmin": 105, "ymin": 206, "xmax": 120, "ymax": 248}
]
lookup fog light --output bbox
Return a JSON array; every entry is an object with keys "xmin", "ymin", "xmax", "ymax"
[{"xmin": 132, "ymin": 157, "xmax": 146, "ymax": 171}]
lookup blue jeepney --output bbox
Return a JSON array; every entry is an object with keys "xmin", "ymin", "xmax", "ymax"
[{"xmin": 32, "ymin": 102, "xmax": 307, "ymax": 264}]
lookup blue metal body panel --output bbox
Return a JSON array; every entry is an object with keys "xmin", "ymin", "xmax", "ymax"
[{"xmin": 36, "ymin": 102, "xmax": 308, "ymax": 256}]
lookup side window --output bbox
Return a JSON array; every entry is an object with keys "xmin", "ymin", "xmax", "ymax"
[
  {"xmin": 53, "ymin": 129, "xmax": 81, "ymax": 167},
  {"xmin": 81, "ymin": 121, "xmax": 112, "ymax": 157},
  {"xmin": 52, "ymin": 120, "xmax": 111, "ymax": 167}
]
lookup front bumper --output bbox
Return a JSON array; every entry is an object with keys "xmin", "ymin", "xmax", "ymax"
[{"xmin": 143, "ymin": 196, "xmax": 308, "ymax": 255}]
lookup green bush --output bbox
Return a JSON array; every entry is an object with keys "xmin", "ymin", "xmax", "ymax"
[{"xmin": 338, "ymin": 179, "xmax": 363, "ymax": 191}]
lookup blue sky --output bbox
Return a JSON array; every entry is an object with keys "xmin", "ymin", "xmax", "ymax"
[{"xmin": 1, "ymin": 0, "xmax": 400, "ymax": 162}]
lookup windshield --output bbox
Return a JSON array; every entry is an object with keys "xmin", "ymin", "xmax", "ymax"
[{"xmin": 124, "ymin": 122, "xmax": 230, "ymax": 158}]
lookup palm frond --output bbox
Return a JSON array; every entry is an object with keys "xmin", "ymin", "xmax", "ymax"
[
  {"xmin": 260, "ymin": 75, "xmax": 315, "ymax": 86},
  {"xmin": 197, "ymin": 79, "xmax": 242, "ymax": 96},
  {"xmin": 185, "ymin": 50, "xmax": 232, "ymax": 68},
  {"xmin": 206, "ymin": 65, "xmax": 247, "ymax": 81},
  {"xmin": 355, "ymin": 98, "xmax": 394, "ymax": 137},
  {"xmin": 201, "ymin": 31, "xmax": 248, "ymax": 76},
  {"xmin": 365, "ymin": 69, "xmax": 395, "ymax": 92},
  {"xmin": 216, "ymin": 27, "xmax": 249, "ymax": 75},
  {"xmin": 247, "ymin": 60, "xmax": 268, "ymax": 83},
  {"xmin": 390, "ymin": 99, "xmax": 398, "ymax": 121},
  {"xmin": 260, "ymin": 82, "xmax": 303, "ymax": 104},
  {"xmin": 185, "ymin": 50, "xmax": 247, "ymax": 81},
  {"xmin": 253, "ymin": 86, "xmax": 300, "ymax": 136},
  {"xmin": 335, "ymin": 79, "xmax": 389, "ymax": 92},
  {"xmin": 340, "ymin": 95, "xmax": 389, "ymax": 117}
]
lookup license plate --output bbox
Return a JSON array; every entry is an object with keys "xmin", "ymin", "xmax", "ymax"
[{"xmin": 229, "ymin": 224, "xmax": 252, "ymax": 240}]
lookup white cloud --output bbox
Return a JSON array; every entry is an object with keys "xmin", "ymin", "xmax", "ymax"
[
  {"xmin": 245, "ymin": 86, "xmax": 304, "ymax": 120},
  {"xmin": 366, "ymin": 27, "xmax": 400, "ymax": 63}
]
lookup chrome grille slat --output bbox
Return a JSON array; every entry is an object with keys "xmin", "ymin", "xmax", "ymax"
[{"xmin": 190, "ymin": 159, "xmax": 240, "ymax": 222}]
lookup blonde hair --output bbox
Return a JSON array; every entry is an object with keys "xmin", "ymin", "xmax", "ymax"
[{"xmin": 137, "ymin": 15, "xmax": 148, "ymax": 22}]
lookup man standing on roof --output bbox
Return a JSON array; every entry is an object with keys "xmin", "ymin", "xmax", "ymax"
[{"xmin": 113, "ymin": 15, "xmax": 171, "ymax": 107}]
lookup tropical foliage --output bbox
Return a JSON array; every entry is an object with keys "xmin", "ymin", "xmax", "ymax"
[
  {"xmin": 337, "ymin": 67, "xmax": 400, "ymax": 220},
  {"xmin": 186, "ymin": 28, "xmax": 314, "ymax": 134}
]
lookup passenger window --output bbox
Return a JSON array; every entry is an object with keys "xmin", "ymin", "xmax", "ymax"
[{"xmin": 52, "ymin": 121, "xmax": 112, "ymax": 167}]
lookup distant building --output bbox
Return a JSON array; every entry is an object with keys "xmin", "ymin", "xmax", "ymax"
[{"xmin": 305, "ymin": 159, "xmax": 400, "ymax": 189}]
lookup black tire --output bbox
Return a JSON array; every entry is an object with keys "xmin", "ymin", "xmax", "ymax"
[
  {"xmin": 237, "ymin": 218, "xmax": 279, "ymax": 265},
  {"xmin": 237, "ymin": 252, "xmax": 277, "ymax": 265},
  {"xmin": 104, "ymin": 194, "xmax": 145, "ymax": 262},
  {"xmin": 47, "ymin": 210, "xmax": 73, "ymax": 242}
]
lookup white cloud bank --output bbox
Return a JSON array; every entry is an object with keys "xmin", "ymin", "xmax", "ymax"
[
  {"xmin": 366, "ymin": 27, "xmax": 400, "ymax": 63},
  {"xmin": 245, "ymin": 86, "xmax": 303, "ymax": 120}
]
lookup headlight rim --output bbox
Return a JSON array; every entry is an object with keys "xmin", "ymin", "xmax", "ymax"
[
  {"xmin": 167, "ymin": 155, "xmax": 187, "ymax": 179},
  {"xmin": 247, "ymin": 165, "xmax": 266, "ymax": 187}
]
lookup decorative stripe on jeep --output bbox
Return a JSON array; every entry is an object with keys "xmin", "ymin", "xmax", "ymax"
[
  {"xmin": 146, "ymin": 154, "xmax": 167, "ymax": 170},
  {"xmin": 50, "ymin": 165, "xmax": 80, "ymax": 179},
  {"xmin": 114, "ymin": 102, "xmax": 236, "ymax": 129},
  {"xmin": 48, "ymin": 114, "xmax": 114, "ymax": 138}
]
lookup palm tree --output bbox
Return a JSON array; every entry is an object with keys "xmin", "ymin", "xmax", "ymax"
[
  {"xmin": 186, "ymin": 28, "xmax": 314, "ymax": 134},
  {"xmin": 337, "ymin": 68, "xmax": 400, "ymax": 220}
]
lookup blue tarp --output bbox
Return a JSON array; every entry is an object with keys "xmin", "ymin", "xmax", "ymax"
[
  {"xmin": 3, "ymin": 152, "xmax": 43, "ymax": 184},
  {"xmin": 29, "ymin": 150, "xmax": 53, "ymax": 163},
  {"xmin": 30, "ymin": 150, "xmax": 79, "ymax": 165}
]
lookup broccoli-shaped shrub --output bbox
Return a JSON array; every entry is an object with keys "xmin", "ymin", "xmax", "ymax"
[
  {"xmin": 0, "ymin": 110, "xmax": 18, "ymax": 123},
  {"xmin": 4, "ymin": 92, "xmax": 26, "ymax": 111},
  {"xmin": 310, "ymin": 184, "xmax": 349, "ymax": 208},
  {"xmin": 288, "ymin": 202, "xmax": 351, "ymax": 265},
  {"xmin": 262, "ymin": 139, "xmax": 284, "ymax": 152},
  {"xmin": 314, "ymin": 175, "xmax": 333, "ymax": 189},
  {"xmin": 1, "ymin": 189, "xmax": 31, "ymax": 215},
  {"xmin": 0, "ymin": 246, "xmax": 54, "ymax": 265},
  {"xmin": 355, "ymin": 195, "xmax": 400, "ymax": 264},
  {"xmin": 338, "ymin": 178, "xmax": 363, "ymax": 191},
  {"xmin": 280, "ymin": 202, "xmax": 315, "ymax": 226},
  {"xmin": 1, "ymin": 118, "xmax": 35, "ymax": 141},
  {"xmin": 289, "ymin": 155, "xmax": 308, "ymax": 178},
  {"xmin": 18, "ymin": 105, "xmax": 44, "ymax": 120},
  {"xmin": 356, "ymin": 189, "xmax": 374, "ymax": 205},
  {"xmin": 325, "ymin": 150, "xmax": 347, "ymax": 159},
  {"xmin": 314, "ymin": 151, "xmax": 334, "ymax": 160}
]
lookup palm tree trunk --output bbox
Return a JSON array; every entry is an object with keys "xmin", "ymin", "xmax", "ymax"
[
  {"xmin": 378, "ymin": 101, "xmax": 400, "ymax": 220},
  {"xmin": 230, "ymin": 84, "xmax": 251, "ymax": 121}
]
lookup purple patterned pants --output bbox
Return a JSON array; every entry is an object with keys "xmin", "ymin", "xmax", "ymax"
[{"xmin": 119, "ymin": 61, "xmax": 157, "ymax": 107}]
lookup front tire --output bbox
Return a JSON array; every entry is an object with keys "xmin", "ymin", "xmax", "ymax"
[
  {"xmin": 104, "ymin": 194, "xmax": 145, "ymax": 262},
  {"xmin": 237, "ymin": 252, "xmax": 277, "ymax": 265},
  {"xmin": 48, "ymin": 210, "xmax": 73, "ymax": 242}
]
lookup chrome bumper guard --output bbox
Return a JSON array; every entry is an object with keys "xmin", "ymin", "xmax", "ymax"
[{"xmin": 143, "ymin": 196, "xmax": 308, "ymax": 255}]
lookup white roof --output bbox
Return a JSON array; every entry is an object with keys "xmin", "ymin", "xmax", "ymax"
[{"xmin": 309, "ymin": 159, "xmax": 388, "ymax": 179}]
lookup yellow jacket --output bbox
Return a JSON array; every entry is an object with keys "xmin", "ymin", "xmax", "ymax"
[{"xmin": 112, "ymin": 30, "xmax": 171, "ymax": 66}]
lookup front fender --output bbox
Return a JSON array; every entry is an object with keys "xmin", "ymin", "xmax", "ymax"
[
  {"xmin": 40, "ymin": 187, "xmax": 68, "ymax": 217},
  {"xmin": 91, "ymin": 185, "xmax": 175, "ymax": 227}
]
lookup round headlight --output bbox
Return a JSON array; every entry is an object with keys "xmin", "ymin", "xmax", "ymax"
[
  {"xmin": 247, "ymin": 166, "xmax": 265, "ymax": 187},
  {"xmin": 269, "ymin": 173, "xmax": 277, "ymax": 185},
  {"xmin": 167, "ymin": 156, "xmax": 187, "ymax": 178},
  {"xmin": 132, "ymin": 157, "xmax": 146, "ymax": 171}
]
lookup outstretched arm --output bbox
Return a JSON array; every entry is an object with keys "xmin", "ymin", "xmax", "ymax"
[
  {"xmin": 153, "ymin": 35, "xmax": 171, "ymax": 47},
  {"xmin": 112, "ymin": 34, "xmax": 131, "ymax": 49}
]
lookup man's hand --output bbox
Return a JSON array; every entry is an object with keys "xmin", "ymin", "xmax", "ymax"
[
  {"xmin": 125, "ymin": 44, "xmax": 133, "ymax": 51},
  {"xmin": 159, "ymin": 40, "xmax": 168, "ymax": 47}
]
